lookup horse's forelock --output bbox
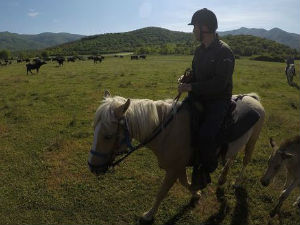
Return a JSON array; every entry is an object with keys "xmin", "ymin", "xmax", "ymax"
[{"xmin": 94, "ymin": 96, "xmax": 125, "ymax": 128}]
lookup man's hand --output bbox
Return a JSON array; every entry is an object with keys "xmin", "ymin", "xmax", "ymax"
[
  {"xmin": 177, "ymin": 75, "xmax": 185, "ymax": 83},
  {"xmin": 178, "ymin": 83, "xmax": 192, "ymax": 93}
]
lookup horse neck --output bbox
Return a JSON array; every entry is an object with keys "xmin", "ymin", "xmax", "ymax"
[{"xmin": 125, "ymin": 99, "xmax": 173, "ymax": 143}]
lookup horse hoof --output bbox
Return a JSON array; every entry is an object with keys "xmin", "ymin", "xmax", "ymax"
[
  {"xmin": 190, "ymin": 195, "xmax": 201, "ymax": 207},
  {"xmin": 269, "ymin": 210, "xmax": 276, "ymax": 218},
  {"xmin": 139, "ymin": 217, "xmax": 154, "ymax": 225}
]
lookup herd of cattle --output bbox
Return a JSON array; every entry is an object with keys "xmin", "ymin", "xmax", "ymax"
[{"xmin": 0, "ymin": 54, "xmax": 147, "ymax": 74}]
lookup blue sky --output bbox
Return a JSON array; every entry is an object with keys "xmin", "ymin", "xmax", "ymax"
[{"xmin": 0, "ymin": 0, "xmax": 299, "ymax": 35}]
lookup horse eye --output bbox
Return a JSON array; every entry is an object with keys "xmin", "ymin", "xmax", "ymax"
[{"xmin": 104, "ymin": 134, "xmax": 113, "ymax": 140}]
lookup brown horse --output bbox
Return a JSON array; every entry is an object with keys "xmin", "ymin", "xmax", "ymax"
[{"xmin": 88, "ymin": 91, "xmax": 265, "ymax": 222}]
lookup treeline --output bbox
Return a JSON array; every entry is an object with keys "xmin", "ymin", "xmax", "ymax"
[
  {"xmin": 45, "ymin": 27, "xmax": 299, "ymax": 62},
  {"xmin": 223, "ymin": 35, "xmax": 299, "ymax": 62}
]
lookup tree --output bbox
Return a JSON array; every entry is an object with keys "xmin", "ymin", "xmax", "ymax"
[
  {"xmin": 0, "ymin": 49, "xmax": 11, "ymax": 60},
  {"xmin": 41, "ymin": 51, "xmax": 49, "ymax": 58}
]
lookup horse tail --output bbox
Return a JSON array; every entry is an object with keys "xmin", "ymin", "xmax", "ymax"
[{"xmin": 246, "ymin": 92, "xmax": 260, "ymax": 101}]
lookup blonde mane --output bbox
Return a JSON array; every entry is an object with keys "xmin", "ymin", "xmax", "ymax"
[{"xmin": 94, "ymin": 96, "xmax": 174, "ymax": 141}]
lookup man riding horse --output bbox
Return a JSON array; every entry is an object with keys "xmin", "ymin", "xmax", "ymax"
[
  {"xmin": 177, "ymin": 8, "xmax": 235, "ymax": 190},
  {"xmin": 285, "ymin": 56, "xmax": 296, "ymax": 86}
]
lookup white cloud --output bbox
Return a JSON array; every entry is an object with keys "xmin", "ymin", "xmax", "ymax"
[{"xmin": 27, "ymin": 9, "xmax": 39, "ymax": 17}]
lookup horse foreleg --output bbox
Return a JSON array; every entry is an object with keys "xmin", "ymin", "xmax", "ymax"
[
  {"xmin": 270, "ymin": 180, "xmax": 298, "ymax": 217},
  {"xmin": 141, "ymin": 169, "xmax": 178, "ymax": 222},
  {"xmin": 178, "ymin": 168, "xmax": 201, "ymax": 200}
]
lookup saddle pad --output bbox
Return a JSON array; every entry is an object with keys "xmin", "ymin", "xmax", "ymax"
[{"xmin": 221, "ymin": 97, "xmax": 261, "ymax": 143}]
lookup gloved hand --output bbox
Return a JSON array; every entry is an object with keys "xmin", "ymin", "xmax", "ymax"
[{"xmin": 177, "ymin": 68, "xmax": 193, "ymax": 84}]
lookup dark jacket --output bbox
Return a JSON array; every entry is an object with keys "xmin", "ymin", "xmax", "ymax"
[{"xmin": 189, "ymin": 37, "xmax": 235, "ymax": 101}]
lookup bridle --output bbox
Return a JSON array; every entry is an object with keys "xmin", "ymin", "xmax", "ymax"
[
  {"xmin": 88, "ymin": 117, "xmax": 133, "ymax": 172},
  {"xmin": 88, "ymin": 94, "xmax": 182, "ymax": 172}
]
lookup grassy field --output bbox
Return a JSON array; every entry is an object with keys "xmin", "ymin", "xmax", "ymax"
[{"xmin": 0, "ymin": 55, "xmax": 299, "ymax": 225}]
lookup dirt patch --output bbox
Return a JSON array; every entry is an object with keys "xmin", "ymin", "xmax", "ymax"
[{"xmin": 0, "ymin": 124, "xmax": 10, "ymax": 137}]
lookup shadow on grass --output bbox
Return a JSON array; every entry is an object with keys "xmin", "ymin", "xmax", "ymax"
[
  {"xmin": 163, "ymin": 197, "xmax": 198, "ymax": 225},
  {"xmin": 164, "ymin": 187, "xmax": 230, "ymax": 225},
  {"xmin": 291, "ymin": 82, "xmax": 300, "ymax": 90},
  {"xmin": 203, "ymin": 187, "xmax": 229, "ymax": 225},
  {"xmin": 230, "ymin": 186, "xmax": 249, "ymax": 225}
]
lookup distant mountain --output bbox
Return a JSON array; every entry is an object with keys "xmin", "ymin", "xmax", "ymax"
[
  {"xmin": 0, "ymin": 32, "xmax": 84, "ymax": 51},
  {"xmin": 219, "ymin": 27, "xmax": 300, "ymax": 50}
]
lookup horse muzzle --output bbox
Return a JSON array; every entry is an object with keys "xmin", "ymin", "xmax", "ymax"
[{"xmin": 88, "ymin": 161, "xmax": 109, "ymax": 175}]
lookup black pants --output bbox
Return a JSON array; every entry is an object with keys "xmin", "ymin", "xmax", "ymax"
[{"xmin": 194, "ymin": 98, "xmax": 230, "ymax": 173}]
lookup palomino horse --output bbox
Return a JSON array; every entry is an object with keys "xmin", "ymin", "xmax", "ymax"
[
  {"xmin": 285, "ymin": 64, "xmax": 296, "ymax": 86},
  {"xmin": 88, "ymin": 91, "xmax": 265, "ymax": 222},
  {"xmin": 261, "ymin": 136, "xmax": 300, "ymax": 217}
]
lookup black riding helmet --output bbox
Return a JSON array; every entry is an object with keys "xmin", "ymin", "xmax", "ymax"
[{"xmin": 188, "ymin": 8, "xmax": 218, "ymax": 33}]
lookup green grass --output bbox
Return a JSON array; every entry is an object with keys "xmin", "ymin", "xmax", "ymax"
[{"xmin": 0, "ymin": 56, "xmax": 299, "ymax": 225}]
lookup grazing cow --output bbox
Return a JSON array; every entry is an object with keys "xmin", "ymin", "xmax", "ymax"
[
  {"xmin": 17, "ymin": 59, "xmax": 22, "ymax": 63},
  {"xmin": 261, "ymin": 136, "xmax": 300, "ymax": 217},
  {"xmin": 25, "ymin": 58, "xmax": 30, "ymax": 63},
  {"xmin": 87, "ymin": 56, "xmax": 94, "ymax": 60},
  {"xmin": 57, "ymin": 58, "xmax": 65, "ymax": 66},
  {"xmin": 26, "ymin": 61, "xmax": 47, "ymax": 75},
  {"xmin": 131, "ymin": 55, "xmax": 139, "ymax": 60},
  {"xmin": 139, "ymin": 55, "xmax": 147, "ymax": 59},
  {"xmin": 52, "ymin": 57, "xmax": 65, "ymax": 66},
  {"xmin": 33, "ymin": 58, "xmax": 42, "ymax": 64},
  {"xmin": 93, "ymin": 56, "xmax": 102, "ymax": 63},
  {"xmin": 67, "ymin": 57, "xmax": 76, "ymax": 62},
  {"xmin": 285, "ymin": 64, "xmax": 296, "ymax": 86}
]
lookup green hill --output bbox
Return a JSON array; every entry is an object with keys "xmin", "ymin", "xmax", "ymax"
[
  {"xmin": 47, "ymin": 27, "xmax": 194, "ymax": 55},
  {"xmin": 47, "ymin": 27, "xmax": 298, "ymax": 60}
]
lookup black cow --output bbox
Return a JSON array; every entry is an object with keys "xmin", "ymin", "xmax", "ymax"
[
  {"xmin": 26, "ymin": 61, "xmax": 47, "ymax": 75},
  {"xmin": 93, "ymin": 56, "xmax": 102, "ymax": 63},
  {"xmin": 139, "ymin": 55, "xmax": 147, "ymax": 59},
  {"xmin": 53, "ymin": 57, "xmax": 65, "ymax": 66},
  {"xmin": 67, "ymin": 57, "xmax": 76, "ymax": 62},
  {"xmin": 87, "ymin": 56, "xmax": 94, "ymax": 60},
  {"xmin": 131, "ymin": 55, "xmax": 139, "ymax": 60}
]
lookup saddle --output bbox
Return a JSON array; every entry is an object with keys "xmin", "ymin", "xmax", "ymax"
[
  {"xmin": 183, "ymin": 95, "xmax": 261, "ymax": 165},
  {"xmin": 220, "ymin": 95, "xmax": 261, "ymax": 143}
]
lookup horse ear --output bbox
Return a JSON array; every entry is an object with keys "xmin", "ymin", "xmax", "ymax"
[
  {"xmin": 104, "ymin": 90, "xmax": 111, "ymax": 98},
  {"xmin": 114, "ymin": 99, "xmax": 130, "ymax": 119}
]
